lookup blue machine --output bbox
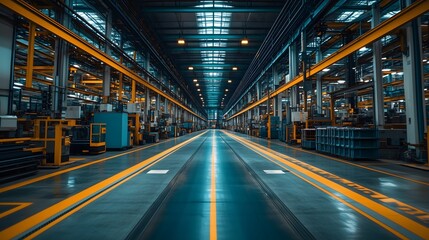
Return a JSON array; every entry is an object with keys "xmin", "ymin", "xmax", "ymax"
[{"xmin": 94, "ymin": 112, "xmax": 129, "ymax": 149}]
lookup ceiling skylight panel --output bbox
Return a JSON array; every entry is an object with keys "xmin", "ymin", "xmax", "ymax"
[
  {"xmin": 336, "ymin": 10, "xmax": 365, "ymax": 22},
  {"xmin": 355, "ymin": 0, "xmax": 376, "ymax": 5},
  {"xmin": 76, "ymin": 11, "xmax": 105, "ymax": 33}
]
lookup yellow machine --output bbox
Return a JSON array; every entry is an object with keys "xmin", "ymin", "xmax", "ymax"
[
  {"xmin": 70, "ymin": 123, "xmax": 106, "ymax": 154},
  {"xmin": 128, "ymin": 113, "xmax": 143, "ymax": 145},
  {"xmin": 33, "ymin": 119, "xmax": 71, "ymax": 166}
]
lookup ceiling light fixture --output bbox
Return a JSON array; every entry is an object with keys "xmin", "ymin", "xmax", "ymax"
[
  {"xmin": 322, "ymin": 68, "xmax": 330, "ymax": 72},
  {"xmin": 232, "ymin": 67, "xmax": 238, "ymax": 71},
  {"xmin": 193, "ymin": 79, "xmax": 198, "ymax": 82},
  {"xmin": 225, "ymin": 89, "xmax": 229, "ymax": 92},
  {"xmin": 188, "ymin": 66, "xmax": 194, "ymax": 70},
  {"xmin": 241, "ymin": 38, "xmax": 249, "ymax": 45},
  {"xmin": 227, "ymin": 80, "xmax": 232, "ymax": 83},
  {"xmin": 177, "ymin": 38, "xmax": 185, "ymax": 45},
  {"xmin": 196, "ymin": 83, "xmax": 199, "ymax": 86},
  {"xmin": 197, "ymin": 89, "xmax": 201, "ymax": 91},
  {"xmin": 337, "ymin": 80, "xmax": 346, "ymax": 84},
  {"xmin": 382, "ymin": 68, "xmax": 391, "ymax": 72}
]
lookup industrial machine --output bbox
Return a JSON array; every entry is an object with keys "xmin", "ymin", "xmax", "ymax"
[
  {"xmin": 183, "ymin": 121, "xmax": 194, "ymax": 133},
  {"xmin": 267, "ymin": 116, "xmax": 280, "ymax": 139},
  {"xmin": 70, "ymin": 123, "xmax": 106, "ymax": 154},
  {"xmin": 158, "ymin": 113, "xmax": 171, "ymax": 139},
  {"xmin": 128, "ymin": 113, "xmax": 144, "ymax": 145},
  {"xmin": 259, "ymin": 115, "xmax": 268, "ymax": 138},
  {"xmin": 94, "ymin": 112, "xmax": 131, "ymax": 149},
  {"xmin": 249, "ymin": 118, "xmax": 259, "ymax": 137},
  {"xmin": 33, "ymin": 119, "xmax": 71, "ymax": 166},
  {"xmin": 284, "ymin": 111, "xmax": 308, "ymax": 144},
  {"xmin": 0, "ymin": 116, "xmax": 43, "ymax": 182}
]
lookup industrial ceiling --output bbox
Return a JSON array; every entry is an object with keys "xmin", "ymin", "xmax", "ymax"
[{"xmin": 131, "ymin": 0, "xmax": 286, "ymax": 112}]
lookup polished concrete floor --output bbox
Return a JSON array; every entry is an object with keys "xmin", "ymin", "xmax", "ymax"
[{"xmin": 0, "ymin": 130, "xmax": 428, "ymax": 239}]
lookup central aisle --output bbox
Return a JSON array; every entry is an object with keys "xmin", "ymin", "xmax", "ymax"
[{"xmin": 134, "ymin": 130, "xmax": 303, "ymax": 240}]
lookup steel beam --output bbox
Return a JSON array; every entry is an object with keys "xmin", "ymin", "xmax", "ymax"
[
  {"xmin": 181, "ymin": 64, "xmax": 246, "ymax": 68},
  {"xmin": 0, "ymin": 0, "xmax": 205, "ymax": 121},
  {"xmin": 189, "ymin": 69, "xmax": 244, "ymax": 73},
  {"xmin": 171, "ymin": 47, "xmax": 258, "ymax": 52},
  {"xmin": 163, "ymin": 34, "xmax": 265, "ymax": 40},
  {"xmin": 142, "ymin": 7, "xmax": 281, "ymax": 13},
  {"xmin": 227, "ymin": 0, "xmax": 429, "ymax": 120}
]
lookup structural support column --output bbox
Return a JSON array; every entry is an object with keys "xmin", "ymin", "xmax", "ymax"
[
  {"xmin": 273, "ymin": 65, "xmax": 281, "ymax": 120},
  {"xmin": 372, "ymin": 4, "xmax": 385, "ymax": 128},
  {"xmin": 53, "ymin": 0, "xmax": 71, "ymax": 118},
  {"xmin": 301, "ymin": 30, "xmax": 308, "ymax": 112},
  {"xmin": 103, "ymin": 10, "xmax": 112, "ymax": 103},
  {"xmin": 145, "ymin": 53, "xmax": 151, "ymax": 77},
  {"xmin": 277, "ymin": 92, "xmax": 284, "ymax": 121},
  {"xmin": 402, "ymin": 0, "xmax": 426, "ymax": 161},
  {"xmin": 316, "ymin": 49, "xmax": 323, "ymax": 115},
  {"xmin": 289, "ymin": 43, "xmax": 299, "ymax": 109},
  {"xmin": 256, "ymin": 81, "xmax": 261, "ymax": 101},
  {"xmin": 131, "ymin": 80, "xmax": 136, "ymax": 103},
  {"xmin": 145, "ymin": 89, "xmax": 150, "ymax": 122},
  {"xmin": 344, "ymin": 32, "xmax": 356, "ymax": 110},
  {"xmin": 25, "ymin": 22, "xmax": 35, "ymax": 89},
  {"xmin": 118, "ymin": 57, "xmax": 123, "ymax": 101},
  {"xmin": 0, "ymin": 10, "xmax": 15, "ymax": 115}
]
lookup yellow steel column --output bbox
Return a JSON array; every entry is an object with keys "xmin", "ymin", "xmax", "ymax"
[
  {"xmin": 267, "ymin": 115, "xmax": 271, "ymax": 139},
  {"xmin": 293, "ymin": 124, "xmax": 297, "ymax": 140},
  {"xmin": 131, "ymin": 80, "xmax": 136, "ymax": 103},
  {"xmin": 118, "ymin": 57, "xmax": 123, "ymax": 101},
  {"xmin": 131, "ymin": 52, "xmax": 137, "ymax": 103},
  {"xmin": 25, "ymin": 22, "xmax": 36, "ymax": 88},
  {"xmin": 54, "ymin": 123, "xmax": 62, "ymax": 166}
]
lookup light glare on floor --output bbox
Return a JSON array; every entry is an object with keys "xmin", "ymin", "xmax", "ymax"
[
  {"xmin": 263, "ymin": 170, "xmax": 285, "ymax": 174},
  {"xmin": 147, "ymin": 170, "xmax": 169, "ymax": 174}
]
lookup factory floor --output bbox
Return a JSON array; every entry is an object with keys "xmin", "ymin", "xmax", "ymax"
[{"xmin": 0, "ymin": 130, "xmax": 428, "ymax": 239}]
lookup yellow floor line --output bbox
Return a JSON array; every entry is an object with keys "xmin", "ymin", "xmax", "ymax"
[
  {"xmin": 224, "ymin": 131, "xmax": 429, "ymax": 239},
  {"xmin": 0, "ymin": 131, "xmax": 207, "ymax": 240},
  {"xmin": 24, "ymin": 160, "xmax": 160, "ymax": 240},
  {"xmin": 210, "ymin": 131, "xmax": 217, "ymax": 240},
  {"xmin": 263, "ymin": 156, "xmax": 407, "ymax": 239},
  {"xmin": 0, "ymin": 136, "xmax": 180, "ymax": 194},
  {"xmin": 0, "ymin": 202, "xmax": 32, "ymax": 219},
  {"xmin": 245, "ymin": 134, "xmax": 429, "ymax": 186},
  {"xmin": 243, "ymin": 137, "xmax": 429, "ymax": 222}
]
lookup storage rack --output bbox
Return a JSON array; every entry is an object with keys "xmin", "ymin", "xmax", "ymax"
[{"xmin": 316, "ymin": 127, "xmax": 378, "ymax": 160}]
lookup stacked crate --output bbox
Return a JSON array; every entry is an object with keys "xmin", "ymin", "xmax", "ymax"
[
  {"xmin": 315, "ymin": 127, "xmax": 378, "ymax": 160},
  {"xmin": 301, "ymin": 128, "xmax": 316, "ymax": 149}
]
